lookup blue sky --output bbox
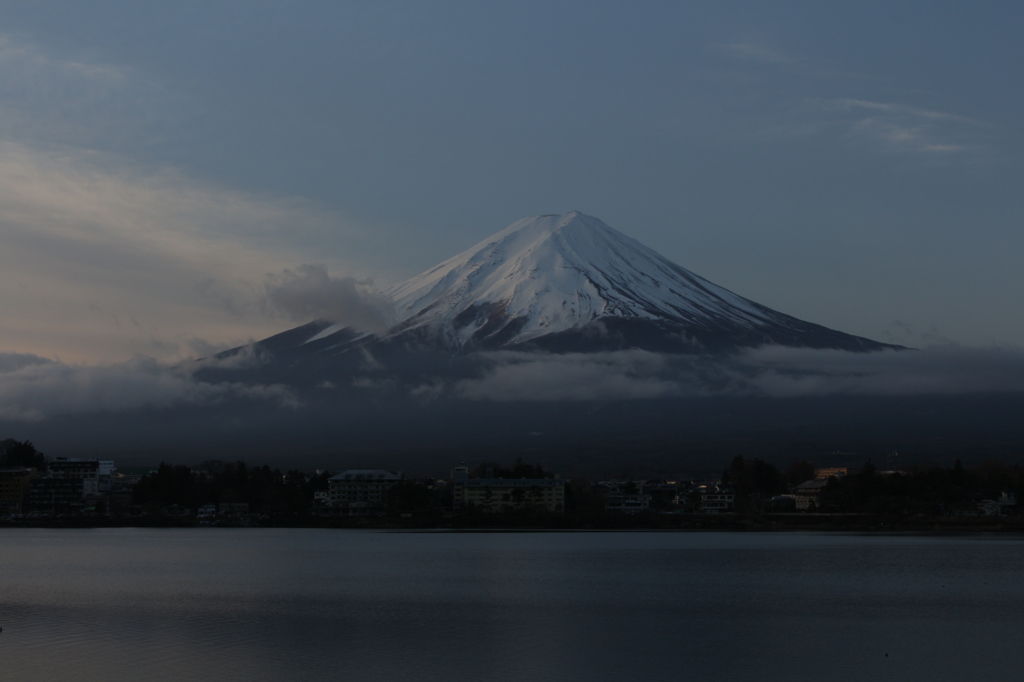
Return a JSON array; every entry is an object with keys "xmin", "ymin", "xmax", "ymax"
[{"xmin": 0, "ymin": 1, "xmax": 1022, "ymax": 362}]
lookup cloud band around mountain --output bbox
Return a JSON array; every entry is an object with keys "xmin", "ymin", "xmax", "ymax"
[
  {"xmin": 0, "ymin": 351, "xmax": 297, "ymax": 422},
  {"xmin": 452, "ymin": 345, "xmax": 1024, "ymax": 402}
]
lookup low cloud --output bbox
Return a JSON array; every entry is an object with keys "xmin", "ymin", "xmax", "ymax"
[
  {"xmin": 189, "ymin": 343, "xmax": 270, "ymax": 370},
  {"xmin": 451, "ymin": 345, "xmax": 1024, "ymax": 402},
  {"xmin": 0, "ymin": 352, "xmax": 54, "ymax": 374},
  {"xmin": 455, "ymin": 350, "xmax": 704, "ymax": 402},
  {"xmin": 0, "ymin": 351, "xmax": 297, "ymax": 422},
  {"xmin": 410, "ymin": 380, "xmax": 446, "ymax": 402},
  {"xmin": 732, "ymin": 345, "xmax": 1024, "ymax": 397},
  {"xmin": 5, "ymin": 345, "xmax": 1024, "ymax": 418},
  {"xmin": 263, "ymin": 265, "xmax": 392, "ymax": 333}
]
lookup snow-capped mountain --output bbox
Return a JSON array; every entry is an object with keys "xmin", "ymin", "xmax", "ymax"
[{"xmin": 299, "ymin": 211, "xmax": 897, "ymax": 354}]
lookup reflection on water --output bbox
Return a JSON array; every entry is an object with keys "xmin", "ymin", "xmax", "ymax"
[{"xmin": 2, "ymin": 529, "xmax": 1023, "ymax": 681}]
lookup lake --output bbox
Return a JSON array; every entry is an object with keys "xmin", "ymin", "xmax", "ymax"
[{"xmin": 1, "ymin": 529, "xmax": 1022, "ymax": 681}]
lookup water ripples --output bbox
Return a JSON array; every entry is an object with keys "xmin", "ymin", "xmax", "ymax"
[{"xmin": 3, "ymin": 529, "xmax": 1024, "ymax": 681}]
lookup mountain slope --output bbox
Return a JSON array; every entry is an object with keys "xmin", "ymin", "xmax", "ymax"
[{"xmin": 302, "ymin": 211, "xmax": 899, "ymax": 354}]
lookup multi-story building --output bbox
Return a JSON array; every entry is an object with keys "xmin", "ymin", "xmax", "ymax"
[
  {"xmin": 49, "ymin": 458, "xmax": 116, "ymax": 493},
  {"xmin": 219, "ymin": 502, "xmax": 250, "ymax": 516},
  {"xmin": 814, "ymin": 467, "xmax": 850, "ymax": 480},
  {"xmin": 452, "ymin": 466, "xmax": 564, "ymax": 513},
  {"xmin": 700, "ymin": 487, "xmax": 735, "ymax": 513},
  {"xmin": 792, "ymin": 478, "xmax": 830, "ymax": 510},
  {"xmin": 328, "ymin": 470, "xmax": 402, "ymax": 515},
  {"xmin": 19, "ymin": 458, "xmax": 119, "ymax": 514},
  {"xmin": 605, "ymin": 492, "xmax": 652, "ymax": 513},
  {"xmin": 0, "ymin": 467, "xmax": 39, "ymax": 513},
  {"xmin": 26, "ymin": 477, "xmax": 86, "ymax": 513}
]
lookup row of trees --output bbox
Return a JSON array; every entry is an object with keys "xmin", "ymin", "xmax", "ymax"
[
  {"xmin": 13, "ymin": 435, "xmax": 1024, "ymax": 519},
  {"xmin": 814, "ymin": 460, "xmax": 1024, "ymax": 514},
  {"xmin": 0, "ymin": 439, "xmax": 46, "ymax": 469},
  {"xmin": 132, "ymin": 461, "xmax": 333, "ymax": 515},
  {"xmin": 469, "ymin": 459, "xmax": 550, "ymax": 480},
  {"xmin": 721, "ymin": 455, "xmax": 1024, "ymax": 514},
  {"xmin": 131, "ymin": 459, "xmax": 565, "ymax": 520}
]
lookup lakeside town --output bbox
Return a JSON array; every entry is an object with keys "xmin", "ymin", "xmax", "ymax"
[{"xmin": 4, "ymin": 438, "xmax": 1024, "ymax": 530}]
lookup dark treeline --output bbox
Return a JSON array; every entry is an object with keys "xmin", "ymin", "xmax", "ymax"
[
  {"xmin": 0, "ymin": 439, "xmax": 46, "ymax": 469},
  {"xmin": 469, "ymin": 458, "xmax": 549, "ymax": 479},
  {"xmin": 723, "ymin": 455, "xmax": 1024, "ymax": 515},
  {"xmin": 816, "ymin": 460, "xmax": 1024, "ymax": 515},
  {"xmin": 11, "ymin": 434, "xmax": 1024, "ymax": 524},
  {"xmin": 129, "ymin": 458, "xmax": 561, "ymax": 521},
  {"xmin": 132, "ymin": 461, "xmax": 333, "ymax": 516}
]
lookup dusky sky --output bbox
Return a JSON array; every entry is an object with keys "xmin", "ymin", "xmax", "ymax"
[{"xmin": 1, "ymin": 1, "xmax": 1022, "ymax": 364}]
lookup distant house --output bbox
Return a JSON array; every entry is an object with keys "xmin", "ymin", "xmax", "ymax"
[
  {"xmin": 26, "ymin": 477, "xmax": 85, "ymax": 513},
  {"xmin": 452, "ymin": 466, "xmax": 564, "ymax": 513},
  {"xmin": 605, "ymin": 493, "xmax": 652, "ymax": 514},
  {"xmin": 793, "ymin": 479, "xmax": 830, "ymax": 510},
  {"xmin": 0, "ymin": 467, "xmax": 38, "ymax": 514},
  {"xmin": 767, "ymin": 495, "xmax": 798, "ymax": 512},
  {"xmin": 978, "ymin": 499, "xmax": 1002, "ymax": 516},
  {"xmin": 328, "ymin": 470, "xmax": 402, "ymax": 515},
  {"xmin": 161, "ymin": 503, "xmax": 191, "ymax": 517},
  {"xmin": 700, "ymin": 489, "xmax": 735, "ymax": 513},
  {"xmin": 218, "ymin": 502, "xmax": 250, "ymax": 516},
  {"xmin": 49, "ymin": 458, "xmax": 116, "ymax": 493},
  {"xmin": 978, "ymin": 493, "xmax": 1018, "ymax": 517}
]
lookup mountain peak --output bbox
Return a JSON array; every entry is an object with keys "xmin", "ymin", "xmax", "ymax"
[
  {"xmin": 384, "ymin": 210, "xmax": 682, "ymax": 348},
  {"xmin": 478, "ymin": 211, "xmax": 615, "ymax": 249},
  {"xmin": 371, "ymin": 213, "xmax": 893, "ymax": 352},
  {"xmin": 302, "ymin": 212, "xmax": 898, "ymax": 354}
]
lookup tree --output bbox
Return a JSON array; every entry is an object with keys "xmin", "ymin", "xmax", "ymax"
[
  {"xmin": 0, "ymin": 439, "xmax": 46, "ymax": 469},
  {"xmin": 785, "ymin": 461, "xmax": 815, "ymax": 487},
  {"xmin": 387, "ymin": 480, "xmax": 434, "ymax": 516},
  {"xmin": 725, "ymin": 456, "xmax": 784, "ymax": 511}
]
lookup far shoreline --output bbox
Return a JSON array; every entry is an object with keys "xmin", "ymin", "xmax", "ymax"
[{"xmin": 5, "ymin": 512, "xmax": 1024, "ymax": 534}]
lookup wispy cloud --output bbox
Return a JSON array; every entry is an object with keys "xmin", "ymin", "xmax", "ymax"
[
  {"xmin": 715, "ymin": 35, "xmax": 990, "ymax": 156},
  {"xmin": 835, "ymin": 99, "xmax": 981, "ymax": 125},
  {"xmin": 0, "ymin": 140, "xmax": 363, "ymax": 363},
  {"xmin": 0, "ymin": 35, "xmax": 180, "ymax": 151},
  {"xmin": 0, "ymin": 33, "xmax": 392, "ymax": 364},
  {"xmin": 826, "ymin": 98, "xmax": 985, "ymax": 154}
]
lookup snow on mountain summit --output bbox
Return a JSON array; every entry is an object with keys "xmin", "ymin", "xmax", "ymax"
[
  {"xmin": 302, "ymin": 211, "xmax": 897, "ymax": 353},
  {"xmin": 384, "ymin": 211, "xmax": 775, "ymax": 347}
]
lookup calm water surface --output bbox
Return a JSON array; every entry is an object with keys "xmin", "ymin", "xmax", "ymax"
[{"xmin": 1, "ymin": 529, "xmax": 1022, "ymax": 681}]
